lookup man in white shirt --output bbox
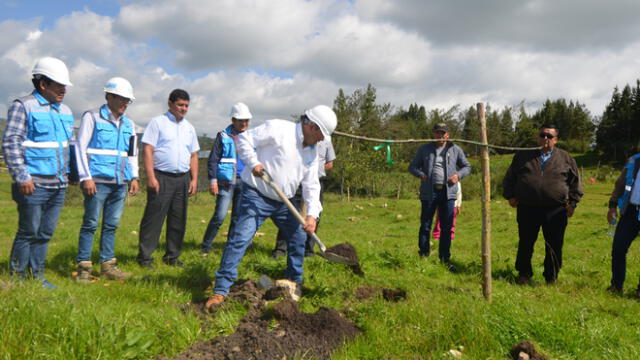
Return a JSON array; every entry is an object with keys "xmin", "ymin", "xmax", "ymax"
[
  {"xmin": 137, "ymin": 89, "xmax": 200, "ymax": 268},
  {"xmin": 206, "ymin": 105, "xmax": 337, "ymax": 308}
]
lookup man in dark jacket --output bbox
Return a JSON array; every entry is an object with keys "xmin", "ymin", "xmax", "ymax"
[
  {"xmin": 606, "ymin": 154, "xmax": 640, "ymax": 296},
  {"xmin": 503, "ymin": 124, "xmax": 583, "ymax": 285},
  {"xmin": 409, "ymin": 123, "xmax": 471, "ymax": 269}
]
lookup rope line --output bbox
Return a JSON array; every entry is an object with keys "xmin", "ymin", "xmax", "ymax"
[{"xmin": 333, "ymin": 131, "xmax": 540, "ymax": 151}]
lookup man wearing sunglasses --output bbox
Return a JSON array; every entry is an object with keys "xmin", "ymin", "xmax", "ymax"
[{"xmin": 503, "ymin": 124, "xmax": 583, "ymax": 285}]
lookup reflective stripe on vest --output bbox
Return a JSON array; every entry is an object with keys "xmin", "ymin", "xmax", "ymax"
[
  {"xmin": 23, "ymin": 140, "xmax": 69, "ymax": 148},
  {"xmin": 87, "ymin": 148, "xmax": 128, "ymax": 156}
]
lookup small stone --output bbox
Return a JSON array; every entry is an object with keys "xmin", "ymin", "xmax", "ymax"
[
  {"xmin": 368, "ymin": 203, "xmax": 374, "ymax": 206},
  {"xmin": 448, "ymin": 349, "xmax": 462, "ymax": 358},
  {"xmin": 232, "ymin": 346, "xmax": 241, "ymax": 352},
  {"xmin": 381, "ymin": 203, "xmax": 388, "ymax": 208},
  {"xmin": 255, "ymin": 232, "xmax": 265, "ymax": 237},
  {"xmin": 257, "ymin": 275, "xmax": 274, "ymax": 290},
  {"xmin": 222, "ymin": 231, "xmax": 228, "ymax": 236},
  {"xmin": 275, "ymin": 330, "xmax": 286, "ymax": 337},
  {"xmin": 200, "ymin": 219, "xmax": 205, "ymax": 223},
  {"xmin": 518, "ymin": 351, "xmax": 530, "ymax": 360},
  {"xmin": 396, "ymin": 214, "xmax": 403, "ymax": 219},
  {"xmin": 347, "ymin": 217, "xmax": 359, "ymax": 222},
  {"xmin": 131, "ymin": 230, "xmax": 137, "ymax": 235},
  {"xmin": 354, "ymin": 205, "xmax": 363, "ymax": 210}
]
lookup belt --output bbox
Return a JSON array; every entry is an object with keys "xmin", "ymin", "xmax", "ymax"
[
  {"xmin": 155, "ymin": 169, "xmax": 189, "ymax": 177},
  {"xmin": 434, "ymin": 184, "xmax": 445, "ymax": 190}
]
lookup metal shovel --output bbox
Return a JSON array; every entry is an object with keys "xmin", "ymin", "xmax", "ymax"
[{"xmin": 260, "ymin": 170, "xmax": 356, "ymax": 266}]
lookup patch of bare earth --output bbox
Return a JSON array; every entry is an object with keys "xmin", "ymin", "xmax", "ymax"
[{"xmin": 166, "ymin": 279, "xmax": 360, "ymax": 360}]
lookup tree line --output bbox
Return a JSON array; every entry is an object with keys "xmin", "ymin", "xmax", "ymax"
[{"xmin": 325, "ymin": 81, "xmax": 640, "ymax": 198}]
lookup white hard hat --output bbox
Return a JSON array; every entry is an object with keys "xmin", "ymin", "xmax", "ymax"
[
  {"xmin": 230, "ymin": 102, "xmax": 252, "ymax": 120},
  {"xmin": 104, "ymin": 77, "xmax": 135, "ymax": 100},
  {"xmin": 32, "ymin": 57, "xmax": 73, "ymax": 86},
  {"xmin": 304, "ymin": 105, "xmax": 337, "ymax": 140}
]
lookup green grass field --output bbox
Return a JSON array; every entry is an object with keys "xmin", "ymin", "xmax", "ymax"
[{"xmin": 1, "ymin": 165, "xmax": 639, "ymax": 359}]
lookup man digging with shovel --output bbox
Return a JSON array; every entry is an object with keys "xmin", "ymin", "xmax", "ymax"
[{"xmin": 206, "ymin": 105, "xmax": 337, "ymax": 308}]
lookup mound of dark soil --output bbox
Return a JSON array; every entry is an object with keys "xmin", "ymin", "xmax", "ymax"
[
  {"xmin": 169, "ymin": 280, "xmax": 360, "ymax": 360},
  {"xmin": 354, "ymin": 286, "xmax": 407, "ymax": 302},
  {"xmin": 510, "ymin": 341, "xmax": 547, "ymax": 360},
  {"xmin": 382, "ymin": 288, "xmax": 407, "ymax": 302},
  {"xmin": 325, "ymin": 243, "xmax": 364, "ymax": 276}
]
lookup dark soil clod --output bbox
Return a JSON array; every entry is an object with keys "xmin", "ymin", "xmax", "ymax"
[
  {"xmin": 324, "ymin": 243, "xmax": 364, "ymax": 276},
  {"xmin": 382, "ymin": 288, "xmax": 407, "ymax": 302}
]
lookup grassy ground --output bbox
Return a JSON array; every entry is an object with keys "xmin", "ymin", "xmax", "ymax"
[{"xmin": 1, "ymin": 165, "xmax": 639, "ymax": 359}]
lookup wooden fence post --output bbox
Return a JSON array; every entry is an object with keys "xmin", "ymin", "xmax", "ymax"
[{"xmin": 478, "ymin": 103, "xmax": 492, "ymax": 302}]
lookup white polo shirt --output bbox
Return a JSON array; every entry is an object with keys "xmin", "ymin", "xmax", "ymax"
[
  {"xmin": 141, "ymin": 111, "xmax": 200, "ymax": 173},
  {"xmin": 237, "ymin": 119, "xmax": 322, "ymax": 217}
]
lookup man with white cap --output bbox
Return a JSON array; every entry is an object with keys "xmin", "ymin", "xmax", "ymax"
[
  {"xmin": 200, "ymin": 103, "xmax": 252, "ymax": 255},
  {"xmin": 2, "ymin": 57, "xmax": 75, "ymax": 289},
  {"xmin": 73, "ymin": 77, "xmax": 139, "ymax": 282},
  {"xmin": 205, "ymin": 105, "xmax": 337, "ymax": 308}
]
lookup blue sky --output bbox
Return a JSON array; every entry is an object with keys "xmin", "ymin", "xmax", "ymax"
[
  {"xmin": 2, "ymin": 0, "xmax": 640, "ymax": 134},
  {"xmin": 0, "ymin": 0, "xmax": 120, "ymax": 26}
]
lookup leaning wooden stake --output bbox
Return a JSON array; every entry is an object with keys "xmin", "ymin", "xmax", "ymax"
[{"xmin": 478, "ymin": 103, "xmax": 492, "ymax": 302}]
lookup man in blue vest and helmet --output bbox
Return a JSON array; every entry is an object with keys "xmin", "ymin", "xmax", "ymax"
[
  {"xmin": 607, "ymin": 154, "xmax": 640, "ymax": 297},
  {"xmin": 74, "ymin": 77, "xmax": 140, "ymax": 282},
  {"xmin": 2, "ymin": 57, "xmax": 75, "ymax": 289},
  {"xmin": 200, "ymin": 102, "xmax": 252, "ymax": 255}
]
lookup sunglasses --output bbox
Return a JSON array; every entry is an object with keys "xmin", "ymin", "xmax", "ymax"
[{"xmin": 539, "ymin": 133, "xmax": 555, "ymax": 139}]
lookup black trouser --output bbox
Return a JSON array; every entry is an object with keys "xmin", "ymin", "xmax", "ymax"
[
  {"xmin": 515, "ymin": 204, "xmax": 568, "ymax": 281},
  {"xmin": 137, "ymin": 170, "xmax": 190, "ymax": 264},
  {"xmin": 611, "ymin": 205, "xmax": 640, "ymax": 290},
  {"xmin": 273, "ymin": 180, "xmax": 325, "ymax": 254}
]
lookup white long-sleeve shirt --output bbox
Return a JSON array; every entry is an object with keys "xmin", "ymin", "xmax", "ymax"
[
  {"xmin": 238, "ymin": 119, "xmax": 322, "ymax": 217},
  {"xmin": 76, "ymin": 105, "xmax": 139, "ymax": 182}
]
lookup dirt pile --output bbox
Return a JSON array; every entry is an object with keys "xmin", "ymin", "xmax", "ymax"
[
  {"xmin": 324, "ymin": 243, "xmax": 364, "ymax": 276},
  {"xmin": 510, "ymin": 341, "xmax": 547, "ymax": 360},
  {"xmin": 354, "ymin": 285, "xmax": 407, "ymax": 302},
  {"xmin": 169, "ymin": 280, "xmax": 360, "ymax": 360}
]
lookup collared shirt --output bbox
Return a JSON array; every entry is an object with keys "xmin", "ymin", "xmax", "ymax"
[
  {"xmin": 237, "ymin": 119, "xmax": 322, "ymax": 217},
  {"xmin": 316, "ymin": 139, "xmax": 336, "ymax": 178},
  {"xmin": 76, "ymin": 104, "xmax": 140, "ymax": 182},
  {"xmin": 2, "ymin": 91, "xmax": 72, "ymax": 189},
  {"xmin": 540, "ymin": 149, "xmax": 553, "ymax": 171},
  {"xmin": 630, "ymin": 169, "xmax": 640, "ymax": 205},
  {"xmin": 141, "ymin": 111, "xmax": 200, "ymax": 173}
]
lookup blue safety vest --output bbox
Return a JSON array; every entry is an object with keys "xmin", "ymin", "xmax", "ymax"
[
  {"xmin": 216, "ymin": 125, "xmax": 244, "ymax": 183},
  {"xmin": 85, "ymin": 105, "xmax": 135, "ymax": 184},
  {"xmin": 617, "ymin": 153, "xmax": 640, "ymax": 214},
  {"xmin": 17, "ymin": 91, "xmax": 74, "ymax": 183}
]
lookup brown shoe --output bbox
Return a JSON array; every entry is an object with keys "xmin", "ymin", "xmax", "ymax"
[
  {"xmin": 205, "ymin": 294, "xmax": 226, "ymax": 309},
  {"xmin": 75, "ymin": 261, "xmax": 93, "ymax": 283},
  {"xmin": 101, "ymin": 258, "xmax": 131, "ymax": 280}
]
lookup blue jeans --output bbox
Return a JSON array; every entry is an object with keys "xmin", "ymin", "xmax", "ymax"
[
  {"xmin": 77, "ymin": 183, "xmax": 127, "ymax": 263},
  {"xmin": 214, "ymin": 185, "xmax": 306, "ymax": 295},
  {"xmin": 10, "ymin": 184, "xmax": 66, "ymax": 279},
  {"xmin": 201, "ymin": 181, "xmax": 242, "ymax": 252},
  {"xmin": 419, "ymin": 187, "xmax": 455, "ymax": 261},
  {"xmin": 611, "ymin": 205, "xmax": 640, "ymax": 289}
]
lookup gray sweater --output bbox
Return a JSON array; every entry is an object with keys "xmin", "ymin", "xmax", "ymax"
[{"xmin": 408, "ymin": 142, "xmax": 471, "ymax": 201}]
